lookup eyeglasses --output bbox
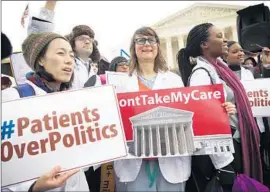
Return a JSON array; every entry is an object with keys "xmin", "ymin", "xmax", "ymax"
[
  {"xmin": 117, "ymin": 62, "xmax": 130, "ymax": 66},
  {"xmin": 134, "ymin": 37, "xmax": 157, "ymax": 45},
  {"xmin": 76, "ymin": 36, "xmax": 94, "ymax": 42}
]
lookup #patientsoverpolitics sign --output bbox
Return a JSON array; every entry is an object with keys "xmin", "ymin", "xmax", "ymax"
[
  {"xmin": 1, "ymin": 85, "xmax": 127, "ymax": 187},
  {"xmin": 242, "ymin": 78, "xmax": 270, "ymax": 117},
  {"xmin": 106, "ymin": 72, "xmax": 234, "ymax": 159}
]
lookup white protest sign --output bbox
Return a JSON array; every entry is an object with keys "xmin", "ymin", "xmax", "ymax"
[
  {"xmin": 1, "ymin": 85, "xmax": 127, "ymax": 187},
  {"xmin": 242, "ymin": 78, "xmax": 270, "ymax": 117},
  {"xmin": 10, "ymin": 52, "xmax": 33, "ymax": 85},
  {"xmin": 106, "ymin": 71, "xmax": 130, "ymax": 93}
]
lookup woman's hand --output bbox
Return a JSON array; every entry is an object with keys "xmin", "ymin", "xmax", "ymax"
[
  {"xmin": 32, "ymin": 166, "xmax": 79, "ymax": 192},
  {"xmin": 222, "ymin": 102, "xmax": 236, "ymax": 115}
]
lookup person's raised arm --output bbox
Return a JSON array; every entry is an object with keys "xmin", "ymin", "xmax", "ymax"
[
  {"xmin": 27, "ymin": 1, "xmax": 57, "ymax": 36},
  {"xmin": 260, "ymin": 47, "xmax": 270, "ymax": 78}
]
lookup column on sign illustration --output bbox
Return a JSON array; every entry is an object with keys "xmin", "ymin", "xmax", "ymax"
[{"xmin": 129, "ymin": 106, "xmax": 195, "ymax": 158}]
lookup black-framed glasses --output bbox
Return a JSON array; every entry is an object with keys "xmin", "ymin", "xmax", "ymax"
[
  {"xmin": 134, "ymin": 37, "xmax": 157, "ymax": 45},
  {"xmin": 76, "ymin": 36, "xmax": 94, "ymax": 42},
  {"xmin": 117, "ymin": 61, "xmax": 130, "ymax": 66}
]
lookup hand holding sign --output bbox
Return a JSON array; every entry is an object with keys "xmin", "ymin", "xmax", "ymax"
[
  {"xmin": 222, "ymin": 102, "xmax": 237, "ymax": 115},
  {"xmin": 33, "ymin": 166, "xmax": 79, "ymax": 191}
]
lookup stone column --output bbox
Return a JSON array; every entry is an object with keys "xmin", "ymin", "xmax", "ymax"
[
  {"xmin": 177, "ymin": 35, "xmax": 184, "ymax": 50},
  {"xmin": 134, "ymin": 126, "xmax": 138, "ymax": 156},
  {"xmin": 178, "ymin": 124, "xmax": 187, "ymax": 154},
  {"xmin": 149, "ymin": 125, "xmax": 153, "ymax": 156},
  {"xmin": 185, "ymin": 122, "xmax": 195, "ymax": 153},
  {"xmin": 172, "ymin": 123, "xmax": 179, "ymax": 155},
  {"xmin": 156, "ymin": 125, "xmax": 161, "ymax": 155},
  {"xmin": 141, "ymin": 126, "xmax": 145, "ymax": 156},
  {"xmin": 231, "ymin": 26, "xmax": 238, "ymax": 41},
  {"xmin": 221, "ymin": 29, "xmax": 225, "ymax": 39},
  {"xmin": 165, "ymin": 124, "xmax": 171, "ymax": 155},
  {"xmin": 166, "ymin": 37, "xmax": 174, "ymax": 69}
]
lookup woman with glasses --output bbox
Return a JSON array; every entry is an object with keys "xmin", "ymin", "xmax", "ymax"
[
  {"xmin": 113, "ymin": 26, "xmax": 188, "ymax": 192},
  {"xmin": 113, "ymin": 26, "xmax": 235, "ymax": 192},
  {"xmin": 68, "ymin": 25, "xmax": 101, "ymax": 89},
  {"xmin": 109, "ymin": 56, "xmax": 130, "ymax": 73}
]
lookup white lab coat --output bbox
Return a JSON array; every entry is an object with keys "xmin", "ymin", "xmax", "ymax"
[
  {"xmin": 114, "ymin": 71, "xmax": 192, "ymax": 184},
  {"xmin": 72, "ymin": 58, "xmax": 101, "ymax": 89},
  {"xmin": 189, "ymin": 57, "xmax": 234, "ymax": 169},
  {"xmin": 1, "ymin": 81, "xmax": 89, "ymax": 192}
]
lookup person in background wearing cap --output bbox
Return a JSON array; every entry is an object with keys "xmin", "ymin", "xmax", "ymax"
[
  {"xmin": 1, "ymin": 76, "xmax": 12, "ymax": 90},
  {"xmin": 27, "ymin": 1, "xmax": 101, "ymax": 89},
  {"xmin": 2, "ymin": 32, "xmax": 89, "ymax": 192},
  {"xmin": 1, "ymin": 32, "xmax": 13, "ymax": 60},
  {"xmin": 109, "ymin": 56, "xmax": 130, "ymax": 73},
  {"xmin": 68, "ymin": 25, "xmax": 101, "ymax": 89},
  {"xmin": 243, "ymin": 57, "xmax": 257, "ymax": 70}
]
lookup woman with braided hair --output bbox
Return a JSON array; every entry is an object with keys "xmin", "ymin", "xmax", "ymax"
[{"xmin": 177, "ymin": 23, "xmax": 263, "ymax": 191}]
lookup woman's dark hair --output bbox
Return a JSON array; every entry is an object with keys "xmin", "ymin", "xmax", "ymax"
[
  {"xmin": 222, "ymin": 41, "xmax": 237, "ymax": 62},
  {"xmin": 129, "ymin": 26, "xmax": 167, "ymax": 75},
  {"xmin": 244, "ymin": 57, "xmax": 257, "ymax": 67},
  {"xmin": 36, "ymin": 44, "xmax": 74, "ymax": 90},
  {"xmin": 177, "ymin": 23, "xmax": 214, "ymax": 86},
  {"xmin": 1, "ymin": 76, "xmax": 12, "ymax": 86},
  {"xmin": 90, "ymin": 41, "xmax": 101, "ymax": 63},
  {"xmin": 227, "ymin": 41, "xmax": 237, "ymax": 48}
]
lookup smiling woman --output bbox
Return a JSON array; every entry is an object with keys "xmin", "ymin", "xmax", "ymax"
[
  {"xmin": 113, "ymin": 26, "xmax": 189, "ymax": 192},
  {"xmin": 223, "ymin": 41, "xmax": 254, "ymax": 80},
  {"xmin": 129, "ymin": 26, "xmax": 167, "ymax": 76},
  {"xmin": 177, "ymin": 23, "xmax": 262, "ymax": 191}
]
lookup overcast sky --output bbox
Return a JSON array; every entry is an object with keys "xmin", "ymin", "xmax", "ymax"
[{"xmin": 2, "ymin": 1, "xmax": 269, "ymax": 61}]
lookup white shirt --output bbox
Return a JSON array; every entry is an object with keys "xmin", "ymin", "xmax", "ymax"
[
  {"xmin": 72, "ymin": 57, "xmax": 92, "ymax": 89},
  {"xmin": 189, "ymin": 57, "xmax": 234, "ymax": 169}
]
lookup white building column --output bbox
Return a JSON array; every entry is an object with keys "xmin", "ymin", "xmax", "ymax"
[
  {"xmin": 165, "ymin": 37, "xmax": 174, "ymax": 69},
  {"xmin": 148, "ymin": 125, "xmax": 153, "ymax": 156},
  {"xmin": 177, "ymin": 35, "xmax": 184, "ymax": 50},
  {"xmin": 134, "ymin": 126, "xmax": 138, "ymax": 156},
  {"xmin": 141, "ymin": 126, "xmax": 145, "ymax": 156},
  {"xmin": 221, "ymin": 29, "xmax": 225, "ymax": 39},
  {"xmin": 178, "ymin": 124, "xmax": 187, "ymax": 154},
  {"xmin": 185, "ymin": 122, "xmax": 195, "ymax": 153},
  {"xmin": 156, "ymin": 125, "xmax": 161, "ymax": 155},
  {"xmin": 165, "ymin": 124, "xmax": 171, "ymax": 155},
  {"xmin": 172, "ymin": 123, "xmax": 179, "ymax": 155},
  {"xmin": 231, "ymin": 26, "xmax": 238, "ymax": 41}
]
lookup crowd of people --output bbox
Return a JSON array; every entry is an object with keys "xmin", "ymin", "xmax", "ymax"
[{"xmin": 1, "ymin": 1, "xmax": 270, "ymax": 192}]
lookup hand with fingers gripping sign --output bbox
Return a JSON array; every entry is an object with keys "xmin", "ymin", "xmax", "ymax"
[
  {"xmin": 31, "ymin": 166, "xmax": 79, "ymax": 192},
  {"xmin": 222, "ymin": 102, "xmax": 237, "ymax": 115}
]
